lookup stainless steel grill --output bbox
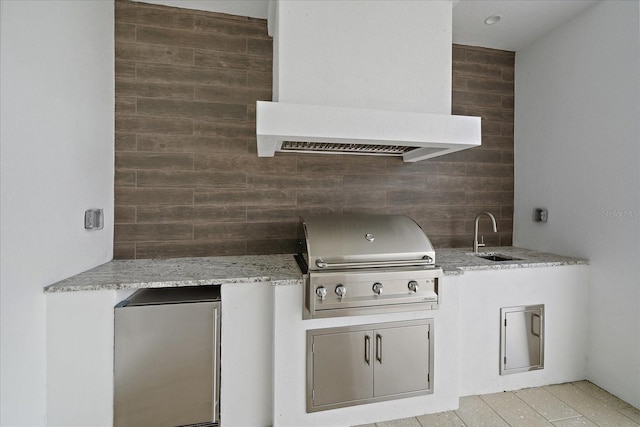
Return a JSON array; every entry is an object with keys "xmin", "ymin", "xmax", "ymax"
[{"xmin": 297, "ymin": 214, "xmax": 442, "ymax": 319}]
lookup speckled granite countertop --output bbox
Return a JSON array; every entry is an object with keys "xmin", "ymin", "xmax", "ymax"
[
  {"xmin": 44, "ymin": 254, "xmax": 303, "ymax": 293},
  {"xmin": 436, "ymin": 247, "xmax": 589, "ymax": 275},
  {"xmin": 44, "ymin": 247, "xmax": 588, "ymax": 293}
]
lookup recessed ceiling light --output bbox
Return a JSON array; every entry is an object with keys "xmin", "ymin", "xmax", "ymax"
[{"xmin": 484, "ymin": 15, "xmax": 501, "ymax": 25}]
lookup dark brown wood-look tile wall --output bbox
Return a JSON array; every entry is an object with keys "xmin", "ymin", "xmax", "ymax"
[{"xmin": 114, "ymin": 0, "xmax": 515, "ymax": 259}]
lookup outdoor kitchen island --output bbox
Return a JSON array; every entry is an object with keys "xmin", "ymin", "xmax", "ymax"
[{"xmin": 44, "ymin": 247, "xmax": 589, "ymax": 427}]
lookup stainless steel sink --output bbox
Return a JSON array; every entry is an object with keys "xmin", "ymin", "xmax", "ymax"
[{"xmin": 475, "ymin": 252, "xmax": 522, "ymax": 262}]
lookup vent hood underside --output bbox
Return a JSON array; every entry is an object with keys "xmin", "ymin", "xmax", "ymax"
[{"xmin": 256, "ymin": 101, "xmax": 481, "ymax": 162}]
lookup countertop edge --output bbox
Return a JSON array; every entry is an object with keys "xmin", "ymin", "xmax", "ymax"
[
  {"xmin": 456, "ymin": 259, "xmax": 590, "ymax": 272},
  {"xmin": 44, "ymin": 277, "xmax": 306, "ymax": 293},
  {"xmin": 43, "ymin": 248, "xmax": 589, "ymax": 293}
]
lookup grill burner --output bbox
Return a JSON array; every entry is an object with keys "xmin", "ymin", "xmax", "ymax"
[{"xmin": 298, "ymin": 214, "xmax": 442, "ymax": 319}]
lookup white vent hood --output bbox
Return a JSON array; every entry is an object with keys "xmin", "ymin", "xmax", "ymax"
[{"xmin": 256, "ymin": 0, "xmax": 481, "ymax": 162}]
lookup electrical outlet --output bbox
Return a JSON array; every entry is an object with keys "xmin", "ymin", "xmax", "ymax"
[
  {"xmin": 85, "ymin": 209, "xmax": 104, "ymax": 230},
  {"xmin": 533, "ymin": 208, "xmax": 548, "ymax": 223}
]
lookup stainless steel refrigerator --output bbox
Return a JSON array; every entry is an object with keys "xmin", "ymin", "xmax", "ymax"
[{"xmin": 114, "ymin": 286, "xmax": 221, "ymax": 426}]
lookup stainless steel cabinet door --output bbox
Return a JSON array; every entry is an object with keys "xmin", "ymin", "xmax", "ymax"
[
  {"xmin": 373, "ymin": 323, "xmax": 431, "ymax": 397},
  {"xmin": 307, "ymin": 319, "xmax": 433, "ymax": 412},
  {"xmin": 500, "ymin": 305, "xmax": 544, "ymax": 375},
  {"xmin": 310, "ymin": 330, "xmax": 374, "ymax": 408},
  {"xmin": 114, "ymin": 301, "xmax": 219, "ymax": 427}
]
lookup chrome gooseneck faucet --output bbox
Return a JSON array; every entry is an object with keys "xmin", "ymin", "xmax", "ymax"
[{"xmin": 473, "ymin": 212, "xmax": 497, "ymax": 253}]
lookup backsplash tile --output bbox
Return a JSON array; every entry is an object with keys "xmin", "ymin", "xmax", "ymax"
[{"xmin": 114, "ymin": 0, "xmax": 515, "ymax": 259}]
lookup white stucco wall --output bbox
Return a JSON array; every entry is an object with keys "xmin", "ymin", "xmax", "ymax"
[
  {"xmin": 457, "ymin": 266, "xmax": 589, "ymax": 397},
  {"xmin": 514, "ymin": 0, "xmax": 640, "ymax": 407},
  {"xmin": 273, "ymin": 0, "xmax": 452, "ymax": 114},
  {"xmin": 0, "ymin": 1, "xmax": 114, "ymax": 424},
  {"xmin": 221, "ymin": 282, "xmax": 274, "ymax": 426},
  {"xmin": 46, "ymin": 290, "xmax": 124, "ymax": 427}
]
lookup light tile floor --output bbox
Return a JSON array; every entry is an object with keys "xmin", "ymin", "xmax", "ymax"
[{"xmin": 355, "ymin": 381, "xmax": 640, "ymax": 427}]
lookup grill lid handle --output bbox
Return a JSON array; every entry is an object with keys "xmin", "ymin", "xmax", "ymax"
[{"xmin": 315, "ymin": 257, "xmax": 434, "ymax": 270}]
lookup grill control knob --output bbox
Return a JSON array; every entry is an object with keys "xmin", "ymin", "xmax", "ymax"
[
  {"xmin": 316, "ymin": 286, "xmax": 327, "ymax": 300},
  {"xmin": 335, "ymin": 284, "xmax": 347, "ymax": 299},
  {"xmin": 408, "ymin": 280, "xmax": 419, "ymax": 293},
  {"xmin": 372, "ymin": 282, "xmax": 383, "ymax": 295}
]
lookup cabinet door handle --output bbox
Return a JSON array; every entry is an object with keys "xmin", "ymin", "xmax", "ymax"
[
  {"xmin": 212, "ymin": 306, "xmax": 219, "ymax": 423},
  {"xmin": 531, "ymin": 312, "xmax": 542, "ymax": 338},
  {"xmin": 376, "ymin": 333, "xmax": 383, "ymax": 364},
  {"xmin": 364, "ymin": 335, "xmax": 371, "ymax": 365}
]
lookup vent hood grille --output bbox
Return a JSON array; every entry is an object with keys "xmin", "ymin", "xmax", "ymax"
[{"xmin": 280, "ymin": 141, "xmax": 415, "ymax": 156}]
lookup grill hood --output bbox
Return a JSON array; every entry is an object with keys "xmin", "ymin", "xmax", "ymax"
[
  {"xmin": 301, "ymin": 214, "xmax": 436, "ymax": 270},
  {"xmin": 257, "ymin": 0, "xmax": 481, "ymax": 162}
]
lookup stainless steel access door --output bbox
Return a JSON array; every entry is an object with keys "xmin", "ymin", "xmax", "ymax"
[
  {"xmin": 307, "ymin": 319, "xmax": 433, "ymax": 412},
  {"xmin": 373, "ymin": 323, "xmax": 431, "ymax": 397},
  {"xmin": 500, "ymin": 305, "xmax": 544, "ymax": 375},
  {"xmin": 114, "ymin": 300, "xmax": 220, "ymax": 427},
  {"xmin": 311, "ymin": 330, "xmax": 374, "ymax": 407}
]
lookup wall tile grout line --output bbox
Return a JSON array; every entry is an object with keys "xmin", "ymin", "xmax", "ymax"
[{"xmin": 548, "ymin": 414, "xmax": 586, "ymax": 422}]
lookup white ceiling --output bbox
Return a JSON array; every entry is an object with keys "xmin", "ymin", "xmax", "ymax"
[
  {"xmin": 452, "ymin": 0, "xmax": 599, "ymax": 51},
  {"xmin": 139, "ymin": 0, "xmax": 600, "ymax": 52}
]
